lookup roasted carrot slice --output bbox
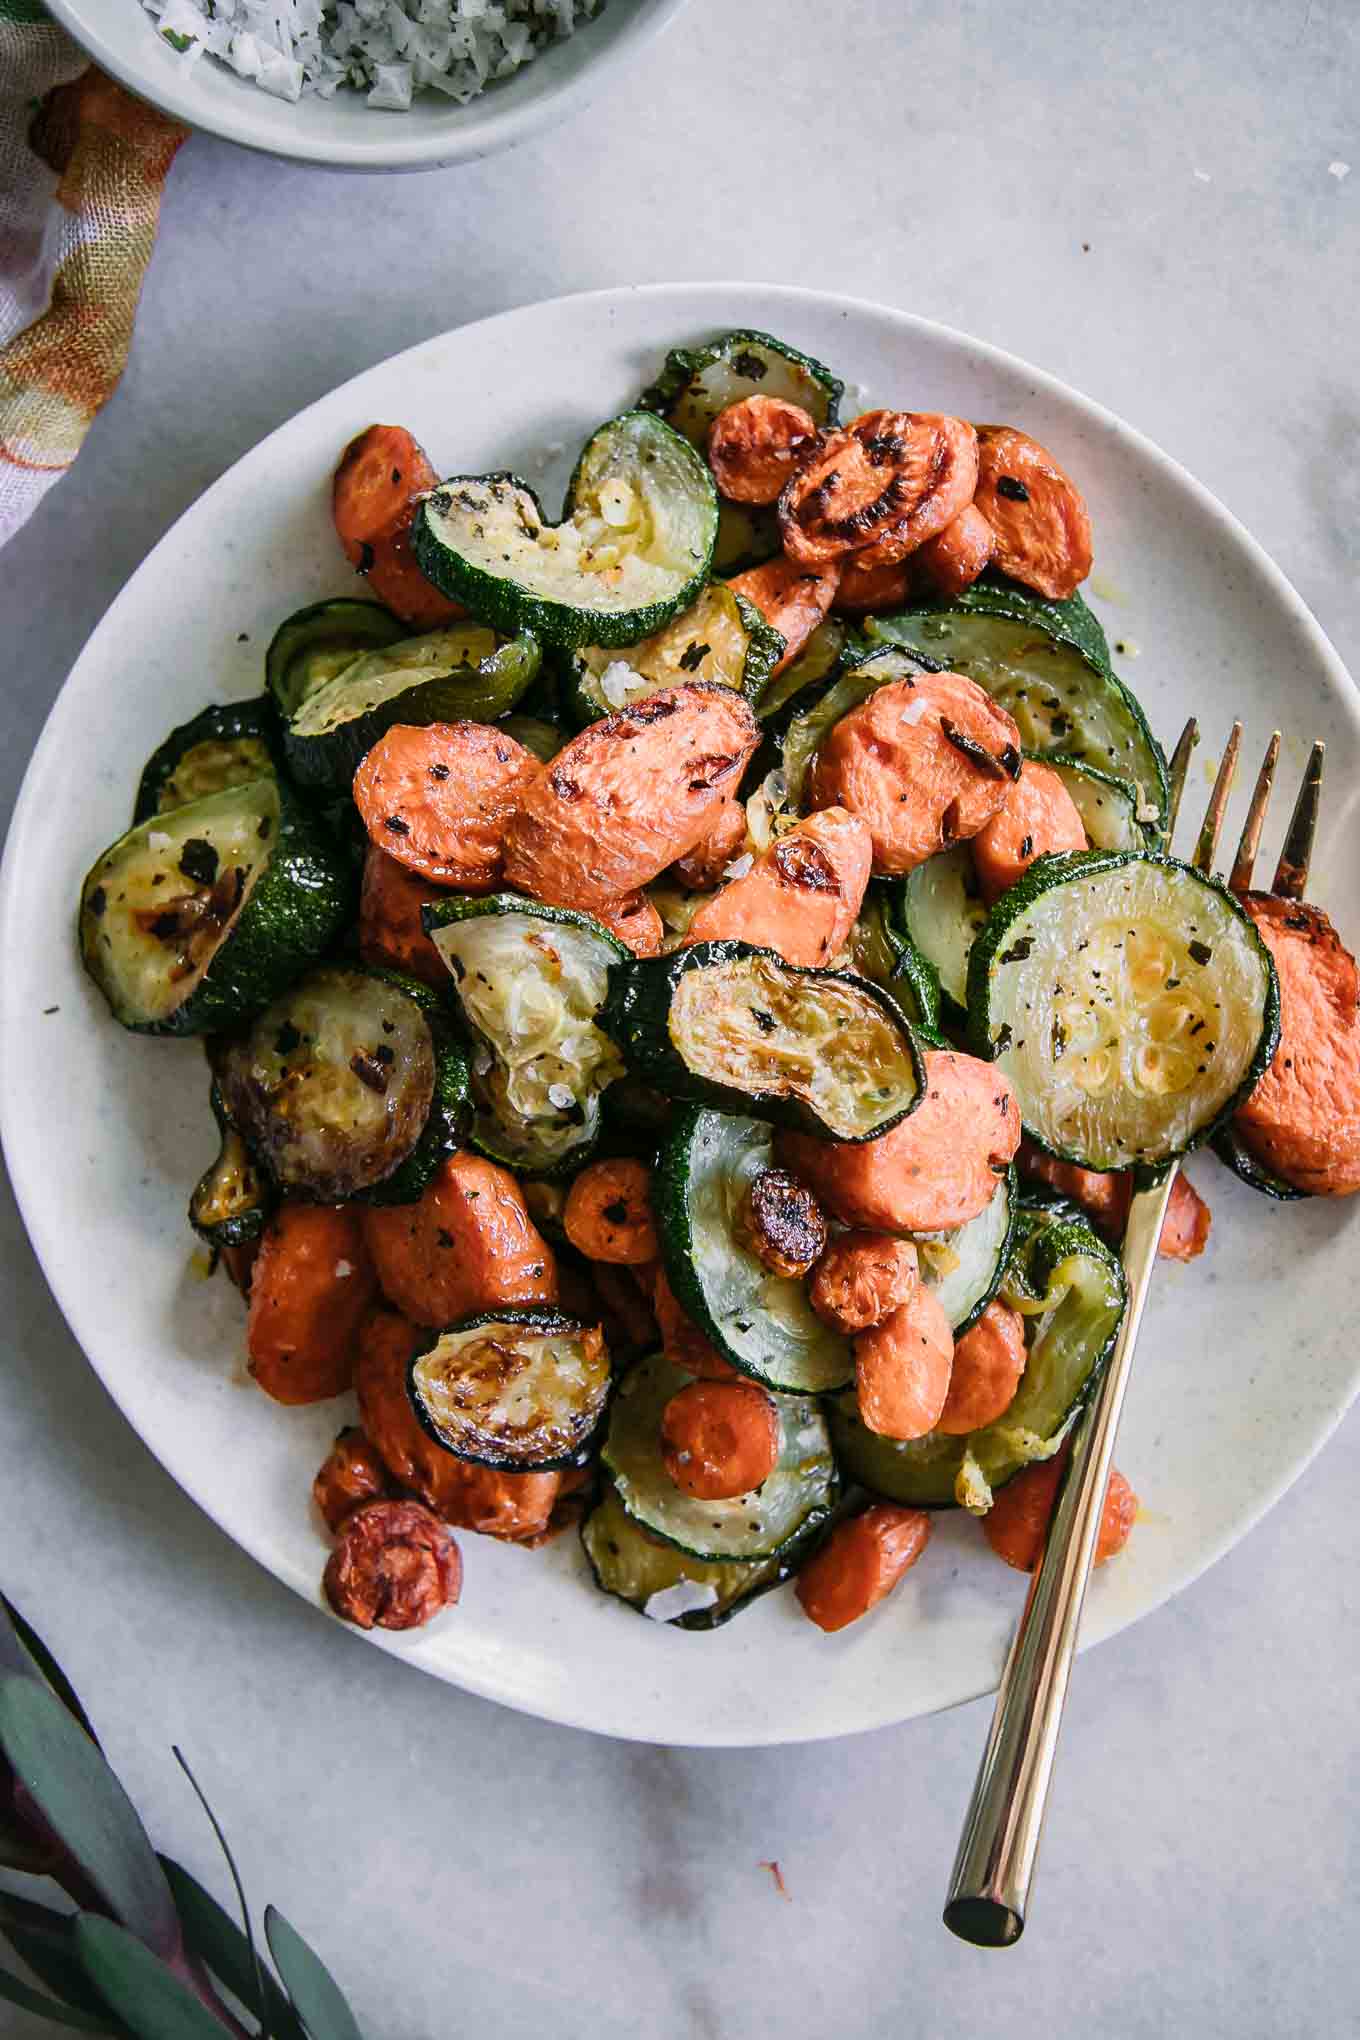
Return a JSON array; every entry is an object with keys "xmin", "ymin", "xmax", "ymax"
[
  {"xmin": 806, "ymin": 670, "xmax": 1021, "ymax": 875},
  {"xmin": 912, "ymin": 503, "xmax": 996, "ymax": 599},
  {"xmin": 834, "ymin": 558, "xmax": 911, "ymax": 614},
  {"xmin": 332, "ymin": 423, "xmax": 465, "ymax": 629},
  {"xmin": 660, "ymin": 1379, "xmax": 781, "ymax": 1500},
  {"xmin": 779, "ymin": 412, "xmax": 978, "ymax": 570},
  {"xmin": 1017, "ymin": 1137, "xmax": 1212, "ymax": 1262},
  {"xmin": 972, "ymin": 757, "xmax": 1087, "ymax": 904},
  {"xmin": 973, "ymin": 426, "xmax": 1093, "ymax": 601},
  {"xmin": 352, "ymin": 721, "xmax": 538, "ymax": 890},
  {"xmin": 357, "ymin": 844, "xmax": 448, "ymax": 988},
  {"xmin": 563, "ymin": 1157, "xmax": 658, "ymax": 1265},
  {"xmin": 727, "ymin": 556, "xmax": 841, "ymax": 675},
  {"xmin": 591, "ymin": 890, "xmax": 665, "ymax": 957},
  {"xmin": 779, "ymin": 1048, "xmax": 1020, "ymax": 1233},
  {"xmin": 1234, "ymin": 895, "xmax": 1360, "ymax": 1196},
  {"xmin": 673, "ymin": 796, "xmax": 747, "ymax": 889},
  {"xmin": 982, "ymin": 1453, "xmax": 1137, "ymax": 1572},
  {"xmin": 707, "ymin": 394, "xmax": 821, "ymax": 505},
  {"xmin": 312, "ymin": 1428, "xmax": 393, "ymax": 1533},
  {"xmin": 247, "ymin": 1203, "xmax": 378, "ymax": 1405},
  {"xmin": 935, "ymin": 1300, "xmax": 1027, "ymax": 1435},
  {"xmin": 795, "ymin": 1503, "xmax": 932, "ymax": 1631},
  {"xmin": 362, "ymin": 1152, "xmax": 558, "ymax": 1328},
  {"xmin": 854, "ymin": 1283, "xmax": 955, "ymax": 1440},
  {"xmin": 808, "ymin": 1232, "xmax": 918, "ymax": 1333},
  {"xmin": 323, "ymin": 1499, "xmax": 462, "ymax": 1631},
  {"xmin": 687, "ymin": 806, "xmax": 872, "ymax": 967}
]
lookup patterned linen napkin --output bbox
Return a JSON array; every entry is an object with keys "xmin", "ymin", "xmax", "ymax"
[{"xmin": 0, "ymin": 1, "xmax": 187, "ymax": 545}]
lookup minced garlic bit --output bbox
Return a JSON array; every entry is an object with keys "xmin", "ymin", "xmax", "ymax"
[
  {"xmin": 334, "ymin": 1260, "xmax": 354, "ymax": 1279},
  {"xmin": 547, "ymin": 1082, "xmax": 575, "ymax": 1110}
]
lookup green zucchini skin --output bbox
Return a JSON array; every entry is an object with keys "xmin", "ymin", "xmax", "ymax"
[
  {"xmin": 1210, "ymin": 1123, "xmax": 1309, "ymax": 1202},
  {"xmin": 656, "ymin": 1107, "xmax": 854, "ymax": 1394},
  {"xmin": 845, "ymin": 882, "xmax": 943, "ymax": 1035},
  {"xmin": 283, "ymin": 628, "xmax": 541, "ymax": 789},
  {"xmin": 1044, "ymin": 752, "xmax": 1157, "ymax": 852},
  {"xmin": 560, "ymin": 584, "xmax": 783, "ymax": 727},
  {"xmin": 827, "ymin": 1212, "xmax": 1125, "ymax": 1510},
  {"xmin": 580, "ymin": 1483, "xmax": 798, "ymax": 1629},
  {"xmin": 600, "ymin": 940, "xmax": 926, "ymax": 1144},
  {"xmin": 79, "ymin": 780, "xmax": 353, "ymax": 1038},
  {"xmin": 412, "ymin": 414, "xmax": 719, "ymax": 650},
  {"xmin": 866, "ymin": 571, "xmax": 1169, "ymax": 832},
  {"xmin": 966, "ymin": 848, "xmax": 1282, "ymax": 1171},
  {"xmin": 407, "ymin": 1307, "xmax": 611, "ymax": 1472},
  {"xmin": 265, "ymin": 597, "xmax": 406, "ymax": 720},
  {"xmin": 917, "ymin": 1163, "xmax": 1020, "ymax": 1335},
  {"xmin": 753, "ymin": 615, "xmax": 858, "ymax": 727},
  {"xmin": 637, "ymin": 328, "xmax": 844, "ymax": 443},
  {"xmin": 188, "ymin": 1083, "xmax": 274, "ymax": 1249},
  {"xmin": 133, "ymin": 697, "xmax": 285, "ymax": 824}
]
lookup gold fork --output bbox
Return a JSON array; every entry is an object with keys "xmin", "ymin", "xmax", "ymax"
[{"xmin": 943, "ymin": 723, "xmax": 1325, "ymax": 1948}]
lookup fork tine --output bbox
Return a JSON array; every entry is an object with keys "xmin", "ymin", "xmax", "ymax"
[
  {"xmin": 1165, "ymin": 718, "xmax": 1199, "ymax": 841},
  {"xmin": 1228, "ymin": 731, "xmax": 1280, "ymax": 895},
  {"xmin": 1271, "ymin": 740, "xmax": 1325, "ymax": 900},
  {"xmin": 1191, "ymin": 722, "xmax": 1241, "ymax": 875}
]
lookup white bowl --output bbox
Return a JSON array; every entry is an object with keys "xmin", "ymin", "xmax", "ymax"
[{"xmin": 45, "ymin": 0, "xmax": 690, "ymax": 172}]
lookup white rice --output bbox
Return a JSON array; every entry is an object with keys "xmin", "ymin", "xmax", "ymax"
[{"xmin": 140, "ymin": 0, "xmax": 604, "ymax": 109}]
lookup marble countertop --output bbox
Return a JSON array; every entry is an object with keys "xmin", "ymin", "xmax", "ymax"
[{"xmin": 2, "ymin": 1, "xmax": 1357, "ymax": 2032}]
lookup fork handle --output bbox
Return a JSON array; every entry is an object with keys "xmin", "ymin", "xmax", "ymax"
[{"xmin": 943, "ymin": 1169, "xmax": 1179, "ymax": 1946}]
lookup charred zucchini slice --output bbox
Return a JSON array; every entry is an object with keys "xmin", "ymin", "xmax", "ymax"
[
  {"xmin": 265, "ymin": 597, "xmax": 406, "ymax": 719},
  {"xmin": 827, "ymin": 1215, "xmax": 1125, "ymax": 1509},
  {"xmin": 408, "ymin": 1307, "xmax": 610, "ymax": 1472},
  {"xmin": 78, "ymin": 777, "xmax": 350, "ymax": 1037},
  {"xmin": 602, "ymin": 941, "xmax": 923, "ymax": 1144},
  {"xmin": 866, "ymin": 576, "xmax": 1169, "ymax": 831},
  {"xmin": 657, "ymin": 1108, "xmax": 853, "ymax": 1395},
  {"xmin": 1210, "ymin": 1122, "xmax": 1309, "ymax": 1202},
  {"xmin": 133, "ymin": 698, "xmax": 284, "ymax": 824},
  {"xmin": 841, "ymin": 884, "xmax": 942, "ymax": 1035},
  {"xmin": 283, "ymin": 623, "xmax": 540, "ymax": 787},
  {"xmin": 563, "ymin": 581, "xmax": 782, "ymax": 723},
  {"xmin": 638, "ymin": 328, "xmax": 844, "ymax": 445},
  {"xmin": 898, "ymin": 843, "xmax": 989, "ymax": 1024},
  {"xmin": 413, "ymin": 413, "xmax": 718, "ymax": 650},
  {"xmin": 602, "ymin": 1351, "xmax": 836, "ymax": 1563},
  {"xmin": 582, "ymin": 1485, "xmax": 792, "ymax": 1628},
  {"xmin": 754, "ymin": 615, "xmax": 853, "ymax": 724},
  {"xmin": 423, "ymin": 895, "xmax": 629, "ymax": 1176},
  {"xmin": 212, "ymin": 965, "xmax": 466, "ymax": 1203},
  {"xmin": 1047, "ymin": 754, "xmax": 1155, "ymax": 852},
  {"xmin": 916, "ymin": 1164, "xmax": 1019, "ymax": 1333},
  {"xmin": 968, "ymin": 850, "xmax": 1280, "ymax": 1170},
  {"xmin": 188, "ymin": 1084, "xmax": 273, "ymax": 1248}
]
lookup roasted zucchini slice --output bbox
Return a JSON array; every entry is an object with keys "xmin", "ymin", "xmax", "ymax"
[
  {"xmin": 562, "ymin": 581, "xmax": 782, "ymax": 724},
  {"xmin": 638, "ymin": 328, "xmax": 844, "ymax": 445},
  {"xmin": 1047, "ymin": 754, "xmax": 1155, "ymax": 852},
  {"xmin": 423, "ymin": 895, "xmax": 628, "ymax": 1176},
  {"xmin": 1210, "ymin": 1122, "xmax": 1309, "ymax": 1202},
  {"xmin": 581, "ymin": 1484, "xmax": 792, "ymax": 1628},
  {"xmin": 657, "ymin": 1108, "xmax": 853, "ymax": 1394},
  {"xmin": 827, "ymin": 1215, "xmax": 1125, "ymax": 1509},
  {"xmin": 967, "ymin": 850, "xmax": 1280, "ymax": 1170},
  {"xmin": 916, "ymin": 1164, "xmax": 1019, "ymax": 1333},
  {"xmin": 133, "ymin": 698, "xmax": 284, "ymax": 824},
  {"xmin": 283, "ymin": 623, "xmax": 540, "ymax": 787},
  {"xmin": 496, "ymin": 714, "xmax": 563, "ymax": 762},
  {"xmin": 898, "ymin": 843, "xmax": 989, "ymax": 1024},
  {"xmin": 413, "ymin": 413, "xmax": 718, "ymax": 650},
  {"xmin": 188, "ymin": 1084, "xmax": 273, "ymax": 1249},
  {"xmin": 866, "ymin": 575, "xmax": 1169, "ymax": 831},
  {"xmin": 754, "ymin": 615, "xmax": 853, "ymax": 724},
  {"xmin": 265, "ymin": 597, "xmax": 406, "ymax": 719},
  {"xmin": 713, "ymin": 501, "xmax": 782, "ymax": 576},
  {"xmin": 841, "ymin": 884, "xmax": 942, "ymax": 1036},
  {"xmin": 601, "ymin": 1351, "xmax": 836, "ymax": 1563},
  {"xmin": 408, "ymin": 1307, "xmax": 610, "ymax": 1471},
  {"xmin": 212, "ymin": 965, "xmax": 466, "ymax": 1203},
  {"xmin": 78, "ymin": 777, "xmax": 350, "ymax": 1037},
  {"xmin": 601, "ymin": 941, "xmax": 924, "ymax": 1144}
]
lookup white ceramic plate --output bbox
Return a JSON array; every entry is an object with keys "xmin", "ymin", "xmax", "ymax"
[
  {"xmin": 4, "ymin": 285, "xmax": 1358, "ymax": 1747},
  {"xmin": 46, "ymin": 1, "xmax": 689, "ymax": 173}
]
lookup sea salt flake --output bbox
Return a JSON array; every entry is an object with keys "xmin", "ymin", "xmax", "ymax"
[
  {"xmin": 643, "ymin": 1580, "xmax": 719, "ymax": 1622},
  {"xmin": 1329, "ymin": 160, "xmax": 1350, "ymax": 180}
]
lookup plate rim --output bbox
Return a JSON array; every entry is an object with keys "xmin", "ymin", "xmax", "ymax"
[{"xmin": 4, "ymin": 279, "xmax": 1357, "ymax": 1746}]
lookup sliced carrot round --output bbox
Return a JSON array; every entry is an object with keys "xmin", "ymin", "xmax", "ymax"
[
  {"xmin": 779, "ymin": 412, "xmax": 978, "ymax": 570},
  {"xmin": 973, "ymin": 426, "xmax": 1093, "ymax": 600},
  {"xmin": 660, "ymin": 1379, "xmax": 781, "ymax": 1500},
  {"xmin": 795, "ymin": 1503, "xmax": 932, "ymax": 1631},
  {"xmin": 352, "ymin": 721, "xmax": 537, "ymax": 889},
  {"xmin": 707, "ymin": 395, "xmax": 821, "ymax": 505},
  {"xmin": 912, "ymin": 503, "xmax": 996, "ymax": 599}
]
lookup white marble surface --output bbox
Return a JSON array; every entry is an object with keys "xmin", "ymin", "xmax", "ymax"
[{"xmin": 2, "ymin": 0, "xmax": 1357, "ymax": 2032}]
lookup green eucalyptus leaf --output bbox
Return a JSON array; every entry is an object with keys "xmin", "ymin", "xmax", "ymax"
[
  {"xmin": 162, "ymin": 1859, "xmax": 306, "ymax": 2040},
  {"xmin": 0, "ymin": 1893, "xmax": 131, "ymax": 2030},
  {"xmin": 0, "ymin": 1680, "xmax": 179, "ymax": 1958},
  {"xmin": 171, "ymin": 1753, "xmax": 269, "ymax": 2038},
  {"xmin": 265, "ymin": 1909, "xmax": 364, "ymax": 2040},
  {"xmin": 0, "ymin": 1959, "xmax": 112, "ymax": 2031},
  {"xmin": 73, "ymin": 1918, "xmax": 238, "ymax": 2039},
  {"xmin": 0, "ymin": 1598, "xmax": 99, "ymax": 1744}
]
